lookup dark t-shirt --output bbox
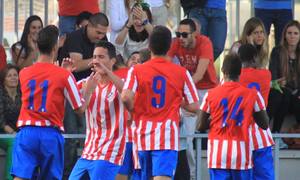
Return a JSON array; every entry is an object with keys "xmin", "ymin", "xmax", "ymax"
[{"xmin": 58, "ymin": 27, "xmax": 107, "ymax": 80}]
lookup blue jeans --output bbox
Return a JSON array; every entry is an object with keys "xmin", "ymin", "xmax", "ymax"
[
  {"xmin": 255, "ymin": 8, "xmax": 293, "ymax": 46},
  {"xmin": 59, "ymin": 16, "xmax": 77, "ymax": 36},
  {"xmin": 188, "ymin": 7, "xmax": 227, "ymax": 60}
]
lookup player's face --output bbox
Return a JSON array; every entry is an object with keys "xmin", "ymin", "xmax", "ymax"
[
  {"xmin": 251, "ymin": 26, "xmax": 265, "ymax": 45},
  {"xmin": 285, "ymin": 25, "xmax": 300, "ymax": 47},
  {"xmin": 29, "ymin": 20, "xmax": 42, "ymax": 41},
  {"xmin": 88, "ymin": 23, "xmax": 108, "ymax": 43},
  {"xmin": 177, "ymin": 24, "xmax": 194, "ymax": 48},
  {"xmin": 4, "ymin": 68, "xmax": 19, "ymax": 88},
  {"xmin": 92, "ymin": 47, "xmax": 114, "ymax": 75},
  {"xmin": 127, "ymin": 53, "xmax": 141, "ymax": 67}
]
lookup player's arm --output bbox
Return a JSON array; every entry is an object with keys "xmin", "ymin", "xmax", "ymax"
[
  {"xmin": 69, "ymin": 52, "xmax": 92, "ymax": 72},
  {"xmin": 121, "ymin": 67, "xmax": 137, "ymax": 112},
  {"xmin": 182, "ymin": 70, "xmax": 200, "ymax": 113},
  {"xmin": 197, "ymin": 110, "xmax": 210, "ymax": 132},
  {"xmin": 192, "ymin": 58, "xmax": 209, "ymax": 84},
  {"xmin": 253, "ymin": 110, "xmax": 269, "ymax": 130}
]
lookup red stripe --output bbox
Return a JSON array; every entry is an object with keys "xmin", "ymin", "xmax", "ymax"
[
  {"xmin": 140, "ymin": 121, "xmax": 147, "ymax": 150},
  {"xmin": 258, "ymin": 128, "xmax": 267, "ymax": 147},
  {"xmin": 252, "ymin": 124, "xmax": 259, "ymax": 150},
  {"xmin": 236, "ymin": 141, "xmax": 241, "ymax": 169},
  {"xmin": 245, "ymin": 141, "xmax": 250, "ymax": 169},
  {"xmin": 216, "ymin": 140, "xmax": 223, "ymax": 168},
  {"xmin": 160, "ymin": 122, "xmax": 166, "ymax": 149},
  {"xmin": 226, "ymin": 140, "xmax": 232, "ymax": 169},
  {"xmin": 208, "ymin": 140, "xmax": 213, "ymax": 168},
  {"xmin": 184, "ymin": 72, "xmax": 198, "ymax": 102},
  {"xmin": 150, "ymin": 122, "xmax": 157, "ymax": 150},
  {"xmin": 170, "ymin": 121, "xmax": 175, "ymax": 150}
]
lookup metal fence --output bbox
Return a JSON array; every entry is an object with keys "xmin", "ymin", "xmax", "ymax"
[{"xmin": 1, "ymin": 133, "xmax": 300, "ymax": 180}]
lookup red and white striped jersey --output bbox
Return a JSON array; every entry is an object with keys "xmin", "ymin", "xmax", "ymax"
[
  {"xmin": 17, "ymin": 62, "xmax": 83, "ymax": 131},
  {"xmin": 123, "ymin": 57, "xmax": 199, "ymax": 151},
  {"xmin": 78, "ymin": 79, "xmax": 126, "ymax": 165},
  {"xmin": 201, "ymin": 82, "xmax": 266, "ymax": 170},
  {"xmin": 239, "ymin": 67, "xmax": 274, "ymax": 150}
]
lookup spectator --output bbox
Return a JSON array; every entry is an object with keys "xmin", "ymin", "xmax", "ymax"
[
  {"xmin": 115, "ymin": 3, "xmax": 153, "ymax": 61},
  {"xmin": 230, "ymin": 17, "xmax": 269, "ymax": 68},
  {"xmin": 186, "ymin": 0, "xmax": 227, "ymax": 60},
  {"xmin": 11, "ymin": 15, "xmax": 43, "ymax": 69},
  {"xmin": 0, "ymin": 44, "xmax": 7, "ymax": 71},
  {"xmin": 58, "ymin": 0, "xmax": 99, "ymax": 35},
  {"xmin": 168, "ymin": 18, "xmax": 218, "ymax": 179},
  {"xmin": 139, "ymin": 48, "xmax": 151, "ymax": 63},
  {"xmin": 108, "ymin": 0, "xmax": 134, "ymax": 43},
  {"xmin": 0, "ymin": 64, "xmax": 21, "ymax": 180},
  {"xmin": 75, "ymin": 11, "xmax": 93, "ymax": 30},
  {"xmin": 145, "ymin": 0, "xmax": 170, "ymax": 26},
  {"xmin": 283, "ymin": 123, "xmax": 300, "ymax": 149},
  {"xmin": 268, "ymin": 20, "xmax": 300, "ymax": 133},
  {"xmin": 254, "ymin": 0, "xmax": 293, "ymax": 46},
  {"xmin": 126, "ymin": 51, "xmax": 141, "ymax": 67}
]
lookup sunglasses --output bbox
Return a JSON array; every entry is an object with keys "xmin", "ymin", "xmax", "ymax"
[{"xmin": 175, "ymin": 32, "xmax": 191, "ymax": 38}]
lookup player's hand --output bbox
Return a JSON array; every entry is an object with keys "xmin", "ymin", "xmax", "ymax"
[
  {"xmin": 85, "ymin": 71, "xmax": 101, "ymax": 94},
  {"xmin": 277, "ymin": 77, "xmax": 287, "ymax": 87},
  {"xmin": 61, "ymin": 58, "xmax": 76, "ymax": 72},
  {"xmin": 246, "ymin": 35, "xmax": 254, "ymax": 45}
]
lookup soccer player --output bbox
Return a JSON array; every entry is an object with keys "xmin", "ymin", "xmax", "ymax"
[
  {"xmin": 197, "ymin": 54, "xmax": 269, "ymax": 180},
  {"xmin": 122, "ymin": 26, "xmax": 200, "ymax": 180},
  {"xmin": 238, "ymin": 44, "xmax": 274, "ymax": 180},
  {"xmin": 69, "ymin": 41, "xmax": 127, "ymax": 180},
  {"xmin": 11, "ymin": 25, "xmax": 96, "ymax": 180}
]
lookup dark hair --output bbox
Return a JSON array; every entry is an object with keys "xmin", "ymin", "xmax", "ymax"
[
  {"xmin": 11, "ymin": 15, "xmax": 43, "ymax": 62},
  {"xmin": 238, "ymin": 44, "xmax": 258, "ymax": 63},
  {"xmin": 128, "ymin": 3, "xmax": 153, "ymax": 42},
  {"xmin": 139, "ymin": 48, "xmax": 151, "ymax": 63},
  {"xmin": 95, "ymin": 41, "xmax": 117, "ymax": 59},
  {"xmin": 37, "ymin": 25, "xmax": 59, "ymax": 55},
  {"xmin": 222, "ymin": 54, "xmax": 241, "ymax": 80},
  {"xmin": 0, "ymin": 64, "xmax": 19, "ymax": 88},
  {"xmin": 113, "ymin": 54, "xmax": 126, "ymax": 70},
  {"xmin": 179, "ymin": 19, "xmax": 196, "ymax": 32},
  {"xmin": 149, "ymin": 26, "xmax": 172, "ymax": 56},
  {"xmin": 76, "ymin": 11, "xmax": 93, "ymax": 27},
  {"xmin": 89, "ymin": 12, "xmax": 109, "ymax": 27}
]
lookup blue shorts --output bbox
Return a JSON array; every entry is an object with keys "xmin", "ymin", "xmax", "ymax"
[
  {"xmin": 11, "ymin": 126, "xmax": 64, "ymax": 180},
  {"xmin": 138, "ymin": 150, "xmax": 178, "ymax": 179},
  {"xmin": 253, "ymin": 146, "xmax": 274, "ymax": 180},
  {"xmin": 69, "ymin": 158, "xmax": 121, "ymax": 180},
  {"xmin": 209, "ymin": 169, "xmax": 253, "ymax": 180},
  {"xmin": 119, "ymin": 142, "xmax": 134, "ymax": 175}
]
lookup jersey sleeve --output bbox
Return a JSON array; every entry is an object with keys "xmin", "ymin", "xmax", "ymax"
[
  {"xmin": 123, "ymin": 67, "xmax": 138, "ymax": 93},
  {"xmin": 183, "ymin": 70, "xmax": 199, "ymax": 104},
  {"xmin": 253, "ymin": 91, "xmax": 266, "ymax": 112},
  {"xmin": 200, "ymin": 92, "xmax": 210, "ymax": 113},
  {"xmin": 64, "ymin": 74, "xmax": 84, "ymax": 110}
]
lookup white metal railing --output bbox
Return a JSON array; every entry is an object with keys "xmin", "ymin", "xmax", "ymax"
[{"xmin": 0, "ymin": 133, "xmax": 300, "ymax": 180}]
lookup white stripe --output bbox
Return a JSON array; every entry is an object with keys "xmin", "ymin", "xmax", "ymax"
[
  {"xmin": 123, "ymin": 67, "xmax": 134, "ymax": 89},
  {"xmin": 200, "ymin": 92, "xmax": 209, "ymax": 113},
  {"xmin": 25, "ymin": 120, "xmax": 31, "ymax": 125},
  {"xmin": 254, "ymin": 92, "xmax": 265, "ymax": 112},
  {"xmin": 172, "ymin": 121, "xmax": 179, "ymax": 150},
  {"xmin": 184, "ymin": 82, "xmax": 194, "ymax": 104},
  {"xmin": 263, "ymin": 128, "xmax": 271, "ymax": 147},
  {"xmin": 240, "ymin": 141, "xmax": 246, "ymax": 169},
  {"xmin": 231, "ymin": 140, "xmax": 237, "ymax": 169},
  {"xmin": 35, "ymin": 121, "xmax": 41, "ymax": 126},
  {"xmin": 145, "ymin": 121, "xmax": 153, "ymax": 150},
  {"xmin": 254, "ymin": 124, "xmax": 263, "ymax": 149},
  {"xmin": 248, "ymin": 125, "xmax": 254, "ymax": 151},
  {"xmin": 96, "ymin": 86, "xmax": 108, "ymax": 155},
  {"xmin": 137, "ymin": 121, "xmax": 143, "ymax": 150},
  {"xmin": 67, "ymin": 75, "xmax": 82, "ymax": 108},
  {"xmin": 165, "ymin": 120, "xmax": 171, "ymax": 149},
  {"xmin": 45, "ymin": 120, "xmax": 51, "ymax": 126},
  {"xmin": 207, "ymin": 139, "xmax": 211, "ymax": 168},
  {"xmin": 211, "ymin": 139, "xmax": 218, "ymax": 168},
  {"xmin": 221, "ymin": 140, "xmax": 228, "ymax": 169},
  {"xmin": 154, "ymin": 122, "xmax": 162, "ymax": 149}
]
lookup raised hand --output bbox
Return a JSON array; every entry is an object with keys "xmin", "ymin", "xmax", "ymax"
[{"xmin": 61, "ymin": 57, "xmax": 76, "ymax": 72}]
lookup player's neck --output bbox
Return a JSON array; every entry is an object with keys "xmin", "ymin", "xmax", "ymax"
[
  {"xmin": 37, "ymin": 54, "xmax": 54, "ymax": 63},
  {"xmin": 99, "ymin": 76, "xmax": 109, "ymax": 86},
  {"xmin": 223, "ymin": 76, "xmax": 239, "ymax": 82},
  {"xmin": 242, "ymin": 62, "xmax": 256, "ymax": 69},
  {"xmin": 151, "ymin": 53, "xmax": 169, "ymax": 61}
]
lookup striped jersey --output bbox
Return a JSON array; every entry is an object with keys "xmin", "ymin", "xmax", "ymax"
[
  {"xmin": 200, "ymin": 82, "xmax": 265, "ymax": 170},
  {"xmin": 78, "ymin": 79, "xmax": 126, "ymax": 165},
  {"xmin": 123, "ymin": 57, "xmax": 199, "ymax": 151},
  {"xmin": 17, "ymin": 62, "xmax": 83, "ymax": 131},
  {"xmin": 239, "ymin": 67, "xmax": 274, "ymax": 150}
]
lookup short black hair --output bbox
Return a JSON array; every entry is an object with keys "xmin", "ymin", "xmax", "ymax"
[
  {"xmin": 149, "ymin": 26, "xmax": 172, "ymax": 56},
  {"xmin": 76, "ymin": 11, "xmax": 92, "ymax": 26},
  {"xmin": 222, "ymin": 54, "xmax": 242, "ymax": 80},
  {"xmin": 37, "ymin": 25, "xmax": 59, "ymax": 55},
  {"xmin": 238, "ymin": 44, "xmax": 258, "ymax": 63},
  {"xmin": 89, "ymin": 12, "xmax": 109, "ymax": 27},
  {"xmin": 179, "ymin": 19, "xmax": 196, "ymax": 32},
  {"xmin": 95, "ymin": 41, "xmax": 116, "ymax": 59}
]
